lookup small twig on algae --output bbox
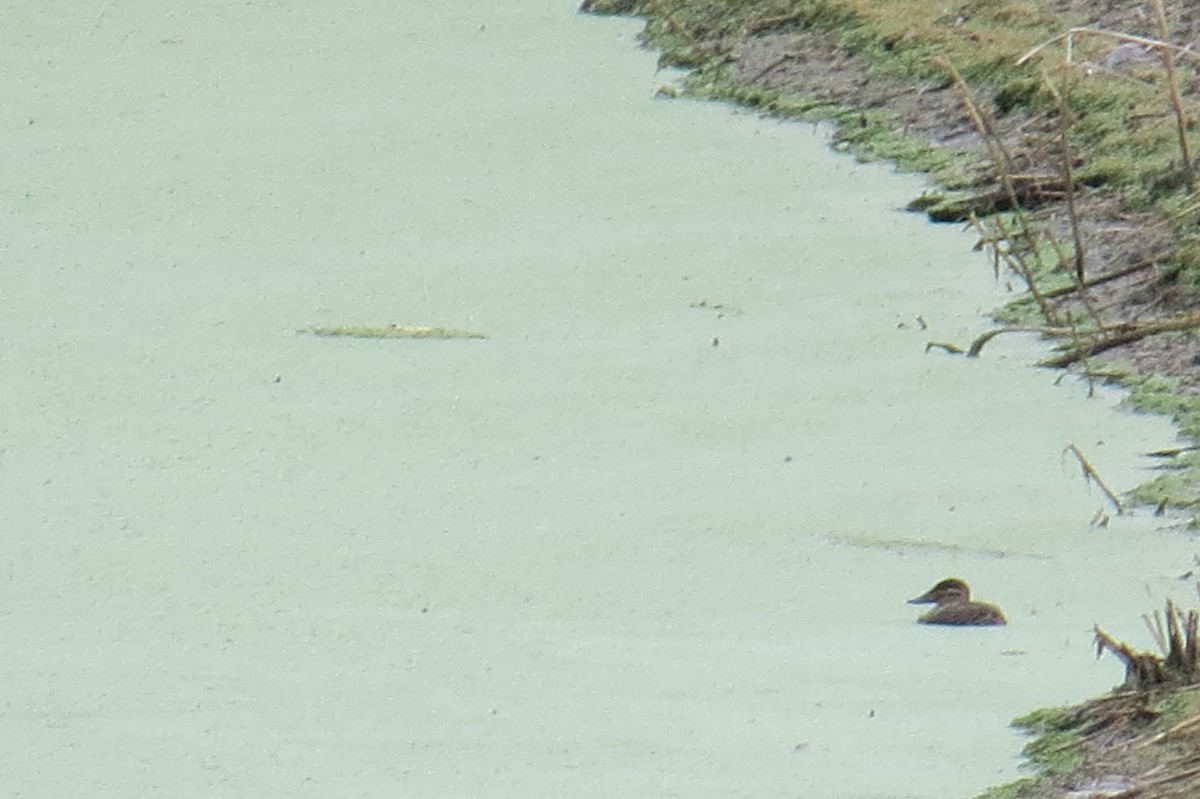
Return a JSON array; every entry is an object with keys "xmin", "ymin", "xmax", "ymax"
[
  {"xmin": 924, "ymin": 341, "xmax": 965, "ymax": 355},
  {"xmin": 1065, "ymin": 442, "xmax": 1124, "ymax": 514}
]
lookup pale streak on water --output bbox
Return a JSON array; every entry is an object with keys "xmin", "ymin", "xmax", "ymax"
[{"xmin": 0, "ymin": 2, "xmax": 1195, "ymax": 797}]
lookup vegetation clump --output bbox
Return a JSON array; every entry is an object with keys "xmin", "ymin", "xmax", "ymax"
[{"xmin": 301, "ymin": 324, "xmax": 487, "ymax": 340}]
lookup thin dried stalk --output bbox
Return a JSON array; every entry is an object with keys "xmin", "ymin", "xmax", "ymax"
[
  {"xmin": 1038, "ymin": 311, "xmax": 1200, "ymax": 367},
  {"xmin": 936, "ymin": 58, "xmax": 1061, "ymax": 324},
  {"xmin": 1151, "ymin": 0, "xmax": 1197, "ymax": 194},
  {"xmin": 1039, "ymin": 258, "xmax": 1156, "ymax": 300},
  {"xmin": 1017, "ymin": 27, "xmax": 1200, "ymax": 67},
  {"xmin": 954, "ymin": 310, "xmax": 1200, "ymax": 367},
  {"xmin": 1136, "ymin": 712, "xmax": 1200, "ymax": 747},
  {"xmin": 1145, "ymin": 608, "xmax": 1169, "ymax": 653},
  {"xmin": 990, "ymin": 214, "xmax": 1059, "ymax": 323},
  {"xmin": 1018, "ymin": 13, "xmax": 1198, "ymax": 197},
  {"xmin": 1041, "ymin": 73, "xmax": 1089, "ymax": 285},
  {"xmin": 1065, "ymin": 442, "xmax": 1124, "ymax": 513}
]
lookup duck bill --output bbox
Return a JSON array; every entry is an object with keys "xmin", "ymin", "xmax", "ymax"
[{"xmin": 908, "ymin": 591, "xmax": 937, "ymax": 605}]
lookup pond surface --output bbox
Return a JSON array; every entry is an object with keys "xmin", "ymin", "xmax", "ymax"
[{"xmin": 2, "ymin": 2, "xmax": 1197, "ymax": 797}]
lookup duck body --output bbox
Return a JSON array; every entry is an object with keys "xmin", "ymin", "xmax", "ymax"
[{"xmin": 908, "ymin": 578, "xmax": 1007, "ymax": 626}]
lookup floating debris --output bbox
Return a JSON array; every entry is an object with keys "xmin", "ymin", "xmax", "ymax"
[
  {"xmin": 301, "ymin": 324, "xmax": 487, "ymax": 341},
  {"xmin": 689, "ymin": 299, "xmax": 744, "ymax": 316}
]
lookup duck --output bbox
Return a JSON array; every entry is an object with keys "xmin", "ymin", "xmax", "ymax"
[{"xmin": 908, "ymin": 578, "xmax": 1007, "ymax": 626}]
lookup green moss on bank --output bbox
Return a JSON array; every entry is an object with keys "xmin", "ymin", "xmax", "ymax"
[
  {"xmin": 973, "ymin": 684, "xmax": 1200, "ymax": 799},
  {"xmin": 595, "ymin": 0, "xmax": 1198, "ymax": 204},
  {"xmin": 1124, "ymin": 372, "xmax": 1200, "ymax": 510},
  {"xmin": 583, "ymin": 0, "xmax": 1200, "ymax": 508}
]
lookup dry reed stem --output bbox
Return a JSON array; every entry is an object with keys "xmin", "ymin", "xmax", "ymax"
[
  {"xmin": 961, "ymin": 318, "xmax": 1095, "ymax": 369},
  {"xmin": 956, "ymin": 310, "xmax": 1200, "ymax": 365},
  {"xmin": 1151, "ymin": 0, "xmax": 1197, "ymax": 194},
  {"xmin": 1018, "ymin": 12, "xmax": 1199, "ymax": 195},
  {"xmin": 1165, "ymin": 599, "xmax": 1189, "ymax": 669},
  {"xmin": 936, "ymin": 58, "xmax": 1060, "ymax": 321},
  {"xmin": 1136, "ymin": 711, "xmax": 1200, "ymax": 748},
  {"xmin": 966, "ymin": 214, "xmax": 1009, "ymax": 281},
  {"xmin": 1017, "ymin": 27, "xmax": 1200, "ymax": 67},
  {"xmin": 924, "ymin": 341, "xmax": 965, "ymax": 355},
  {"xmin": 1040, "ymin": 258, "xmax": 1157, "ymax": 300},
  {"xmin": 988, "ymin": 214, "xmax": 1058, "ymax": 323},
  {"xmin": 1180, "ymin": 604, "xmax": 1199, "ymax": 668},
  {"xmin": 961, "ymin": 324, "xmax": 1061, "ymax": 356},
  {"xmin": 1146, "ymin": 608, "xmax": 1169, "ymax": 653},
  {"xmin": 1065, "ymin": 442, "xmax": 1124, "ymax": 512},
  {"xmin": 1041, "ymin": 73, "xmax": 1089, "ymax": 284},
  {"xmin": 1122, "ymin": 761, "xmax": 1200, "ymax": 796},
  {"xmin": 1038, "ymin": 311, "xmax": 1200, "ymax": 367}
]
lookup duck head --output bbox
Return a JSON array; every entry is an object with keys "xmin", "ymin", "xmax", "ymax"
[{"xmin": 908, "ymin": 577, "xmax": 972, "ymax": 607}]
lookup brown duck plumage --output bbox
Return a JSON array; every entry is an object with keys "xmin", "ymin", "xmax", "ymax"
[{"xmin": 908, "ymin": 578, "xmax": 1007, "ymax": 626}]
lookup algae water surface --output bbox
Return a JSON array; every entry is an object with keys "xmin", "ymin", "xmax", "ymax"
[{"xmin": 2, "ymin": 1, "xmax": 1194, "ymax": 797}]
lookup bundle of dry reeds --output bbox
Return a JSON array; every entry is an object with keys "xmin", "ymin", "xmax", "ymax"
[{"xmin": 1095, "ymin": 595, "xmax": 1200, "ymax": 690}]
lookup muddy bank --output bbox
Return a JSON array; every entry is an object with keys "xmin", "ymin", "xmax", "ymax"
[{"xmin": 581, "ymin": 0, "xmax": 1200, "ymax": 511}]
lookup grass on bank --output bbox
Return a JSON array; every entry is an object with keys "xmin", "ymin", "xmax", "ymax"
[
  {"xmin": 590, "ymin": 0, "xmax": 1199, "ymax": 207},
  {"xmin": 586, "ymin": 0, "xmax": 1200, "ymax": 257},
  {"xmin": 584, "ymin": 0, "xmax": 1200, "ymax": 508}
]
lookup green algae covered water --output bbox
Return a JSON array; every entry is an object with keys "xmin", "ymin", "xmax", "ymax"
[{"xmin": 1, "ymin": 2, "xmax": 1195, "ymax": 797}]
